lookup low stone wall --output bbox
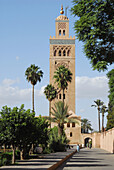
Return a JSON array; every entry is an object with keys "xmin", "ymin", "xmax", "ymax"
[{"xmin": 100, "ymin": 128, "xmax": 114, "ymax": 153}]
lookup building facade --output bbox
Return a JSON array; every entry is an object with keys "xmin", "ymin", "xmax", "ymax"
[
  {"xmin": 49, "ymin": 6, "xmax": 75, "ymax": 114},
  {"xmin": 49, "ymin": 6, "xmax": 81, "ymax": 144}
]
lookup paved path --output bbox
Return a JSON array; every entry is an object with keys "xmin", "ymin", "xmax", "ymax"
[
  {"xmin": 0, "ymin": 149, "xmax": 75, "ymax": 170},
  {"xmin": 57, "ymin": 148, "xmax": 114, "ymax": 170}
]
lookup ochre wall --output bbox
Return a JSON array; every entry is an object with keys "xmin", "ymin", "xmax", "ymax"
[{"xmin": 100, "ymin": 128, "xmax": 114, "ymax": 153}]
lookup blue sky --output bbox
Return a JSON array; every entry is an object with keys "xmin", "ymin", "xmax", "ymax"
[{"xmin": 0, "ymin": 0, "xmax": 113, "ymax": 130}]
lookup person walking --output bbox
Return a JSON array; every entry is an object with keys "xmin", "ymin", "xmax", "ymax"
[{"xmin": 77, "ymin": 144, "xmax": 80, "ymax": 152}]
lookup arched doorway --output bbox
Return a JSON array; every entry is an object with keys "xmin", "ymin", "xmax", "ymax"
[{"xmin": 84, "ymin": 137, "xmax": 92, "ymax": 147}]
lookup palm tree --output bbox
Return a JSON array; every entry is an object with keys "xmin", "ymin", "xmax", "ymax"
[
  {"xmin": 53, "ymin": 65, "xmax": 72, "ymax": 104},
  {"xmin": 100, "ymin": 105, "xmax": 108, "ymax": 132},
  {"xmin": 44, "ymin": 84, "xmax": 57, "ymax": 128},
  {"xmin": 91, "ymin": 99, "xmax": 104, "ymax": 132},
  {"xmin": 25, "ymin": 64, "xmax": 43, "ymax": 112},
  {"xmin": 81, "ymin": 118, "xmax": 92, "ymax": 133},
  {"xmin": 51, "ymin": 101, "xmax": 77, "ymax": 136},
  {"xmin": 81, "ymin": 119, "xmax": 88, "ymax": 133},
  {"xmin": 86, "ymin": 122, "xmax": 92, "ymax": 133}
]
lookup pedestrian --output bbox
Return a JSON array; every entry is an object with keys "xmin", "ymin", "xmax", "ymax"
[
  {"xmin": 77, "ymin": 144, "xmax": 80, "ymax": 152},
  {"xmin": 89, "ymin": 141, "xmax": 92, "ymax": 149},
  {"xmin": 89, "ymin": 143, "xmax": 91, "ymax": 149}
]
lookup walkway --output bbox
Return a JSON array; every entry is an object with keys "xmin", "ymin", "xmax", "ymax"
[
  {"xmin": 0, "ymin": 148, "xmax": 114, "ymax": 170},
  {"xmin": 57, "ymin": 148, "xmax": 114, "ymax": 170},
  {"xmin": 0, "ymin": 148, "xmax": 75, "ymax": 170}
]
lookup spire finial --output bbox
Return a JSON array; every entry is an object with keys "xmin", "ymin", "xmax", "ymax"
[{"xmin": 60, "ymin": 4, "xmax": 64, "ymax": 14}]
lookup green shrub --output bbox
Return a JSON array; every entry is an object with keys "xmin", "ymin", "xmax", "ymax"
[
  {"xmin": 0, "ymin": 152, "xmax": 12, "ymax": 166},
  {"xmin": 48, "ymin": 126, "xmax": 69, "ymax": 152},
  {"xmin": 43, "ymin": 147, "xmax": 51, "ymax": 154},
  {"xmin": 15, "ymin": 150, "xmax": 20, "ymax": 160}
]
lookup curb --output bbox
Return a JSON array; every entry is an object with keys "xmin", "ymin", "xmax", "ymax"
[{"xmin": 47, "ymin": 149, "xmax": 77, "ymax": 170}]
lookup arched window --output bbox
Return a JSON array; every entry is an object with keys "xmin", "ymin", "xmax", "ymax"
[
  {"xmin": 63, "ymin": 94, "xmax": 65, "ymax": 99},
  {"xmin": 54, "ymin": 50, "xmax": 57, "ymax": 56},
  {"xmin": 59, "ymin": 50, "xmax": 61, "ymax": 56},
  {"xmin": 72, "ymin": 122, "xmax": 75, "ymax": 127},
  {"xmin": 59, "ymin": 94, "xmax": 61, "ymax": 99},
  {"xmin": 67, "ymin": 50, "xmax": 70, "ymax": 56},
  {"xmin": 70, "ymin": 132, "xmax": 72, "ymax": 137},
  {"xmin": 63, "ymin": 30, "xmax": 65, "ymax": 36},
  {"xmin": 63, "ymin": 50, "xmax": 66, "ymax": 56},
  {"xmin": 67, "ymin": 123, "xmax": 70, "ymax": 127},
  {"xmin": 59, "ymin": 30, "xmax": 61, "ymax": 35}
]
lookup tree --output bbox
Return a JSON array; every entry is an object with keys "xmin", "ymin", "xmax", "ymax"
[
  {"xmin": 81, "ymin": 118, "xmax": 92, "ymax": 133},
  {"xmin": 0, "ymin": 105, "xmax": 49, "ymax": 162},
  {"xmin": 51, "ymin": 101, "xmax": 77, "ymax": 136},
  {"xmin": 91, "ymin": 99, "xmax": 104, "ymax": 132},
  {"xmin": 106, "ymin": 69, "xmax": 114, "ymax": 130},
  {"xmin": 0, "ymin": 104, "xmax": 35, "ymax": 163},
  {"xmin": 25, "ymin": 64, "xmax": 43, "ymax": 112},
  {"xmin": 100, "ymin": 105, "xmax": 108, "ymax": 132},
  {"xmin": 53, "ymin": 65, "xmax": 72, "ymax": 104},
  {"xmin": 44, "ymin": 84, "xmax": 57, "ymax": 128},
  {"xmin": 71, "ymin": 0, "xmax": 114, "ymax": 71}
]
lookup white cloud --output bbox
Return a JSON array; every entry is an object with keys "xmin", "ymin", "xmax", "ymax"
[
  {"xmin": 76, "ymin": 76, "xmax": 109, "ymax": 99},
  {"xmin": 2, "ymin": 78, "xmax": 19, "ymax": 86},
  {"xmin": 16, "ymin": 56, "xmax": 19, "ymax": 60},
  {"xmin": 0, "ymin": 79, "xmax": 45, "ymax": 107},
  {"xmin": 37, "ymin": 85, "xmax": 46, "ymax": 96}
]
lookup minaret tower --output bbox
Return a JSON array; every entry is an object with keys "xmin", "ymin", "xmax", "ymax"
[{"xmin": 49, "ymin": 5, "xmax": 75, "ymax": 114}]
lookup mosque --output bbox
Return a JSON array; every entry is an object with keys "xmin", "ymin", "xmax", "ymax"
[{"xmin": 49, "ymin": 5, "xmax": 101, "ymax": 147}]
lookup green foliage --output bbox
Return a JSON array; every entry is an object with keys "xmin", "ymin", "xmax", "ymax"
[
  {"xmin": 44, "ymin": 84, "xmax": 57, "ymax": 127},
  {"xmin": 54, "ymin": 65, "xmax": 72, "ymax": 91},
  {"xmin": 0, "ymin": 105, "xmax": 49, "ymax": 160},
  {"xmin": 91, "ymin": 99, "xmax": 104, "ymax": 132},
  {"xmin": 106, "ymin": 69, "xmax": 114, "ymax": 129},
  {"xmin": 81, "ymin": 118, "xmax": 93, "ymax": 133},
  {"xmin": 107, "ymin": 69, "xmax": 114, "ymax": 106},
  {"xmin": 25, "ymin": 64, "xmax": 43, "ymax": 112},
  {"xmin": 51, "ymin": 101, "xmax": 77, "ymax": 135},
  {"xmin": 42, "ymin": 147, "xmax": 51, "ymax": 154},
  {"xmin": 71, "ymin": 0, "xmax": 114, "ymax": 71},
  {"xmin": 106, "ymin": 107, "xmax": 114, "ymax": 130},
  {"xmin": 0, "ymin": 152, "xmax": 12, "ymax": 166},
  {"xmin": 0, "ymin": 104, "xmax": 35, "ymax": 146},
  {"xmin": 25, "ymin": 64, "xmax": 43, "ymax": 86},
  {"xmin": 48, "ymin": 127, "xmax": 69, "ymax": 152},
  {"xmin": 44, "ymin": 84, "xmax": 57, "ymax": 102}
]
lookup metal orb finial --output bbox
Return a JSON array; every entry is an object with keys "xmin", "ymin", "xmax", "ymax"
[{"xmin": 60, "ymin": 5, "xmax": 64, "ymax": 14}]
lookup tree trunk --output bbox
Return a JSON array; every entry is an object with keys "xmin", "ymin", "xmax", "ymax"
[
  {"xmin": 20, "ymin": 151, "xmax": 23, "ymax": 160},
  {"xmin": 22, "ymin": 145, "xmax": 28, "ymax": 159},
  {"xmin": 98, "ymin": 108, "xmax": 100, "ymax": 132},
  {"xmin": 87, "ymin": 127, "xmax": 88, "ymax": 133},
  {"xmin": 49, "ymin": 101, "xmax": 51, "ymax": 128},
  {"xmin": 58, "ymin": 124, "xmax": 62, "ymax": 136},
  {"xmin": 3, "ymin": 144, "xmax": 5, "ymax": 153},
  {"xmin": 32, "ymin": 85, "xmax": 34, "ymax": 112},
  {"xmin": 63, "ymin": 89, "xmax": 64, "ymax": 104},
  {"xmin": 102, "ymin": 113, "xmax": 104, "ymax": 132},
  {"xmin": 12, "ymin": 144, "xmax": 16, "ymax": 164},
  {"xmin": 61, "ymin": 123, "xmax": 64, "ymax": 136}
]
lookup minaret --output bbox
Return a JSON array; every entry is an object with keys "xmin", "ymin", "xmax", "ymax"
[{"xmin": 49, "ymin": 5, "xmax": 75, "ymax": 114}]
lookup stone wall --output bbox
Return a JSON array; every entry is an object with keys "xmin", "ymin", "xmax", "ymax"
[
  {"xmin": 81, "ymin": 132, "xmax": 101, "ymax": 148},
  {"xmin": 100, "ymin": 128, "xmax": 114, "ymax": 153}
]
